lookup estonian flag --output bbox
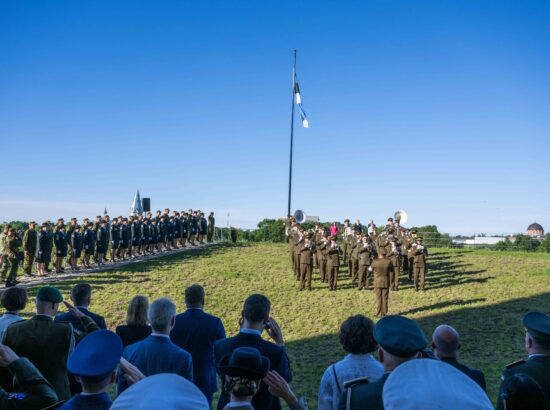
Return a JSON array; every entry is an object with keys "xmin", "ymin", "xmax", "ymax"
[{"xmin": 294, "ymin": 80, "xmax": 309, "ymax": 128}]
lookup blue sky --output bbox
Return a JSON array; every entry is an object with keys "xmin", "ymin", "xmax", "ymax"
[{"xmin": 1, "ymin": 1, "xmax": 549, "ymax": 234}]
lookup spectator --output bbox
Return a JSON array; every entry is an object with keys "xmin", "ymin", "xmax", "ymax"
[
  {"xmin": 117, "ymin": 297, "xmax": 193, "ymax": 395},
  {"xmin": 116, "ymin": 296, "xmax": 152, "ymax": 348},
  {"xmin": 217, "ymin": 347, "xmax": 269, "ymax": 410},
  {"xmin": 318, "ymin": 315, "xmax": 383, "ymax": 410},
  {"xmin": 2, "ymin": 286, "xmax": 100, "ymax": 401},
  {"xmin": 330, "ymin": 223, "xmax": 338, "ymax": 238},
  {"xmin": 499, "ymin": 374, "xmax": 545, "ymax": 410},
  {"xmin": 338, "ymin": 315, "xmax": 428, "ymax": 410},
  {"xmin": 214, "ymin": 294, "xmax": 292, "ymax": 410},
  {"xmin": 382, "ymin": 358, "xmax": 492, "ymax": 409},
  {"xmin": 0, "ymin": 287, "xmax": 27, "ymax": 340},
  {"xmin": 431, "ymin": 324, "xmax": 486, "ymax": 390},
  {"xmin": 496, "ymin": 311, "xmax": 550, "ymax": 410},
  {"xmin": 170, "ymin": 284, "xmax": 226, "ymax": 406},
  {"xmin": 0, "ymin": 343, "xmax": 59, "ymax": 409},
  {"xmin": 112, "ymin": 373, "xmax": 208, "ymax": 410},
  {"xmin": 55, "ymin": 283, "xmax": 107, "ymax": 330},
  {"xmin": 58, "ymin": 330, "xmax": 123, "ymax": 410}
]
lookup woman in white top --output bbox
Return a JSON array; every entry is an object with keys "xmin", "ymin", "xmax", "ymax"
[
  {"xmin": 318, "ymin": 315, "xmax": 384, "ymax": 410},
  {"xmin": 0, "ymin": 286, "xmax": 27, "ymax": 341}
]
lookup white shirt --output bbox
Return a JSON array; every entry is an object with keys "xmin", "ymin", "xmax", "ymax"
[{"xmin": 318, "ymin": 353, "xmax": 384, "ymax": 410}]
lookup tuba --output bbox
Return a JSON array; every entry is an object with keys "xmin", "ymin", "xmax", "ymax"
[{"xmin": 394, "ymin": 210, "xmax": 408, "ymax": 225}]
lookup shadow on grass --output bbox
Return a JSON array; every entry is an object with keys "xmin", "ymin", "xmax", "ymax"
[{"xmin": 285, "ymin": 291, "xmax": 550, "ymax": 406}]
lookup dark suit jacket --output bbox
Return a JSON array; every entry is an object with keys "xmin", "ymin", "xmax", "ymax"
[
  {"xmin": 440, "ymin": 357, "xmax": 486, "ymax": 391},
  {"xmin": 117, "ymin": 334, "xmax": 193, "ymax": 395},
  {"xmin": 116, "ymin": 324, "xmax": 152, "ymax": 349},
  {"xmin": 58, "ymin": 391, "xmax": 111, "ymax": 410},
  {"xmin": 214, "ymin": 331, "xmax": 292, "ymax": 410},
  {"xmin": 55, "ymin": 307, "xmax": 107, "ymax": 331},
  {"xmin": 170, "ymin": 309, "xmax": 226, "ymax": 398}
]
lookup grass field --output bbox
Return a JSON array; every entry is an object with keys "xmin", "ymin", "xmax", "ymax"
[{"xmin": 20, "ymin": 243, "xmax": 550, "ymax": 407}]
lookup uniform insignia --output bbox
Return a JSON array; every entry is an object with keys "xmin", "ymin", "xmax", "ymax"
[
  {"xmin": 505, "ymin": 359, "xmax": 525, "ymax": 369},
  {"xmin": 343, "ymin": 376, "xmax": 369, "ymax": 389}
]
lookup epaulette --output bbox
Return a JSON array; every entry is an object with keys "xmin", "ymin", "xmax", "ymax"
[
  {"xmin": 505, "ymin": 359, "xmax": 525, "ymax": 369},
  {"xmin": 343, "ymin": 376, "xmax": 369, "ymax": 389}
]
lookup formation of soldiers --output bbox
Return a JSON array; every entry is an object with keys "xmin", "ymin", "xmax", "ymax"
[
  {"xmin": 287, "ymin": 216, "xmax": 428, "ymax": 317},
  {"xmin": 0, "ymin": 209, "xmax": 215, "ymax": 287}
]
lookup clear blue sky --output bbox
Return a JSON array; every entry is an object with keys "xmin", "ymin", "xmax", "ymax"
[{"xmin": 1, "ymin": 1, "xmax": 549, "ymax": 234}]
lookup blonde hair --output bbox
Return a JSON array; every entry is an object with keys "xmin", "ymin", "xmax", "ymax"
[{"xmin": 126, "ymin": 295, "xmax": 149, "ymax": 326}]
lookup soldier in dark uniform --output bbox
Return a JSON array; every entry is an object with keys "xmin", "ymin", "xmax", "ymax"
[
  {"xmin": 407, "ymin": 230, "xmax": 418, "ymax": 281},
  {"xmin": 35, "ymin": 223, "xmax": 51, "ymax": 276},
  {"xmin": 65, "ymin": 218, "xmax": 77, "ymax": 267},
  {"xmin": 399, "ymin": 229, "xmax": 410, "ymax": 275},
  {"xmin": 413, "ymin": 237, "xmax": 428, "ymax": 291},
  {"xmin": 150, "ymin": 219, "xmax": 159, "ymax": 253},
  {"xmin": 207, "ymin": 212, "xmax": 215, "ymax": 242},
  {"xmin": 372, "ymin": 250, "xmax": 393, "ymax": 318},
  {"xmin": 82, "ymin": 223, "xmax": 95, "ymax": 269},
  {"xmin": 92, "ymin": 216, "xmax": 102, "ymax": 263},
  {"xmin": 54, "ymin": 225, "xmax": 68, "ymax": 273},
  {"xmin": 133, "ymin": 215, "xmax": 143, "ymax": 256},
  {"xmin": 189, "ymin": 212, "xmax": 199, "ymax": 246},
  {"xmin": 338, "ymin": 315, "xmax": 428, "ymax": 410},
  {"xmin": 299, "ymin": 233, "xmax": 315, "ymax": 291},
  {"xmin": 96, "ymin": 220, "xmax": 109, "ymax": 266},
  {"xmin": 181, "ymin": 213, "xmax": 189, "ymax": 248},
  {"xmin": 109, "ymin": 219, "xmax": 120, "ymax": 263},
  {"xmin": 22, "ymin": 221, "xmax": 37, "ymax": 277},
  {"xmin": 349, "ymin": 233, "xmax": 359, "ymax": 282},
  {"xmin": 158, "ymin": 216, "xmax": 167, "ymax": 251},
  {"xmin": 327, "ymin": 237, "xmax": 341, "ymax": 291},
  {"xmin": 342, "ymin": 220, "xmax": 351, "ymax": 264},
  {"xmin": 293, "ymin": 230, "xmax": 304, "ymax": 280},
  {"xmin": 357, "ymin": 234, "xmax": 374, "ymax": 290},
  {"xmin": 119, "ymin": 218, "xmax": 130, "ymax": 260},
  {"xmin": 496, "ymin": 311, "xmax": 550, "ymax": 410},
  {"xmin": 199, "ymin": 212, "xmax": 208, "ymax": 244},
  {"xmin": 168, "ymin": 216, "xmax": 176, "ymax": 249},
  {"xmin": 70, "ymin": 226, "xmax": 83, "ymax": 271},
  {"xmin": 4, "ymin": 228, "xmax": 22, "ymax": 287}
]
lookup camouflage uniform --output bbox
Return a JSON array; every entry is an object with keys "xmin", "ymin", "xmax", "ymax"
[{"xmin": 22, "ymin": 227, "xmax": 37, "ymax": 274}]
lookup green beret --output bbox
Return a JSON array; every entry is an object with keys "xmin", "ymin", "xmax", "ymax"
[
  {"xmin": 374, "ymin": 315, "xmax": 428, "ymax": 357},
  {"xmin": 36, "ymin": 286, "xmax": 63, "ymax": 303},
  {"xmin": 524, "ymin": 312, "xmax": 550, "ymax": 341}
]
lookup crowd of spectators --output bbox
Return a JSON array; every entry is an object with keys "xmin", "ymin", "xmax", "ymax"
[{"xmin": 0, "ymin": 283, "xmax": 548, "ymax": 410}]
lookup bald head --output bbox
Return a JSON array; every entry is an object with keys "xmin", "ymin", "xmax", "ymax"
[{"xmin": 431, "ymin": 325, "xmax": 460, "ymax": 359}]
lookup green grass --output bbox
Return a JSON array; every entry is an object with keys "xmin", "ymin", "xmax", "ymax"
[{"xmin": 20, "ymin": 243, "xmax": 550, "ymax": 407}]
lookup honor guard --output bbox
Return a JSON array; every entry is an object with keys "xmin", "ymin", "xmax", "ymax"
[
  {"xmin": 22, "ymin": 222, "xmax": 37, "ymax": 277},
  {"xmin": 82, "ymin": 223, "xmax": 95, "ymax": 268},
  {"xmin": 327, "ymin": 236, "xmax": 341, "ymax": 291}
]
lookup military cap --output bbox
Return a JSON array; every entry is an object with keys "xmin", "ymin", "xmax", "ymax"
[
  {"xmin": 388, "ymin": 217, "xmax": 394, "ymax": 222},
  {"xmin": 68, "ymin": 330, "xmax": 122, "ymax": 382},
  {"xmin": 411, "ymin": 230, "xmax": 417, "ymax": 234},
  {"xmin": 29, "ymin": 221, "xmax": 37, "ymax": 225},
  {"xmin": 374, "ymin": 315, "xmax": 428, "ymax": 357},
  {"xmin": 523, "ymin": 311, "xmax": 550, "ymax": 341},
  {"xmin": 416, "ymin": 237, "xmax": 423, "ymax": 242},
  {"xmin": 36, "ymin": 286, "xmax": 63, "ymax": 303}
]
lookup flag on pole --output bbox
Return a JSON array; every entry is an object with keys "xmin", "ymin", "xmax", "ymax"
[{"xmin": 294, "ymin": 79, "xmax": 309, "ymax": 128}]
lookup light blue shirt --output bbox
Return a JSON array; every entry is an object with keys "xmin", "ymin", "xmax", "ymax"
[
  {"xmin": 318, "ymin": 353, "xmax": 384, "ymax": 410},
  {"xmin": 0, "ymin": 313, "xmax": 24, "ymax": 341},
  {"xmin": 239, "ymin": 328, "xmax": 262, "ymax": 336}
]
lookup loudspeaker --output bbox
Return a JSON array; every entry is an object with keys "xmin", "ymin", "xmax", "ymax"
[{"xmin": 142, "ymin": 198, "xmax": 151, "ymax": 212}]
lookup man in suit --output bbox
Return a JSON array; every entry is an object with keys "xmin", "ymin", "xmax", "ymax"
[
  {"xmin": 338, "ymin": 315, "xmax": 428, "ymax": 410},
  {"xmin": 431, "ymin": 325, "xmax": 486, "ymax": 391},
  {"xmin": 214, "ymin": 294, "xmax": 292, "ymax": 410},
  {"xmin": 58, "ymin": 330, "xmax": 123, "ymax": 410},
  {"xmin": 2, "ymin": 286, "xmax": 100, "ymax": 401},
  {"xmin": 55, "ymin": 283, "xmax": 107, "ymax": 331},
  {"xmin": 117, "ymin": 297, "xmax": 193, "ymax": 395},
  {"xmin": 496, "ymin": 311, "xmax": 550, "ymax": 410},
  {"xmin": 170, "ymin": 285, "xmax": 226, "ymax": 406},
  {"xmin": 372, "ymin": 250, "xmax": 393, "ymax": 318}
]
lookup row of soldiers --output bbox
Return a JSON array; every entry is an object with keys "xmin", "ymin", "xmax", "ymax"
[
  {"xmin": 0, "ymin": 209, "xmax": 215, "ymax": 287},
  {"xmin": 287, "ymin": 217, "xmax": 428, "ymax": 316}
]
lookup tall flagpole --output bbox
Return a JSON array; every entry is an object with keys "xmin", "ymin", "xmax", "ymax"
[{"xmin": 287, "ymin": 49, "xmax": 297, "ymax": 217}]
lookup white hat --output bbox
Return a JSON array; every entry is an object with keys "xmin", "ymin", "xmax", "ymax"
[
  {"xmin": 111, "ymin": 374, "xmax": 209, "ymax": 410},
  {"xmin": 383, "ymin": 359, "xmax": 493, "ymax": 410}
]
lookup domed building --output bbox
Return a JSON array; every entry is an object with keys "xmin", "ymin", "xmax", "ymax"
[{"xmin": 527, "ymin": 222, "xmax": 544, "ymax": 238}]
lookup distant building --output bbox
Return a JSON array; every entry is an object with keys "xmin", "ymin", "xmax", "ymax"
[{"xmin": 527, "ymin": 222, "xmax": 544, "ymax": 238}]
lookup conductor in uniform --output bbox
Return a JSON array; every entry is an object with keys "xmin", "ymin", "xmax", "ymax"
[
  {"xmin": 371, "ymin": 249, "xmax": 392, "ymax": 318},
  {"xmin": 496, "ymin": 311, "xmax": 550, "ymax": 410}
]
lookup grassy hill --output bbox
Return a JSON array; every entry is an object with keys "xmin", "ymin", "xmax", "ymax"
[{"xmin": 20, "ymin": 243, "xmax": 550, "ymax": 407}]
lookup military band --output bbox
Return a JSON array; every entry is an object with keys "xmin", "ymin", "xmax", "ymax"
[{"xmin": 286, "ymin": 215, "xmax": 429, "ymax": 317}]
